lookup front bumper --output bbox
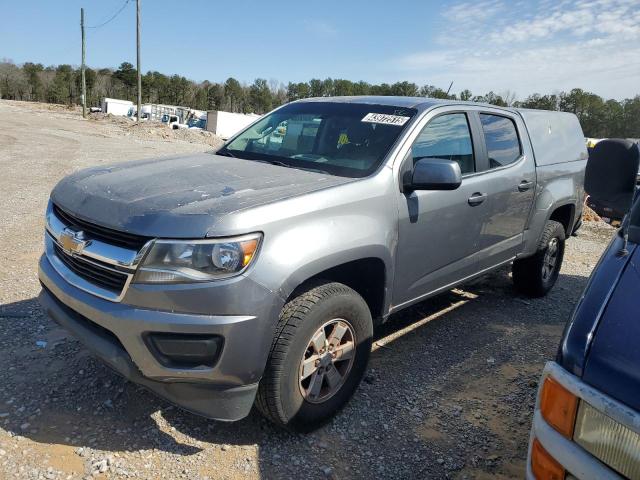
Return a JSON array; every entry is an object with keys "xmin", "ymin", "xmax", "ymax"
[
  {"xmin": 38, "ymin": 252, "xmax": 283, "ymax": 421},
  {"xmin": 527, "ymin": 362, "xmax": 638, "ymax": 480}
]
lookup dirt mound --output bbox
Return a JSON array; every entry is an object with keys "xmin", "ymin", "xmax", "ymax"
[
  {"xmin": 583, "ymin": 205, "xmax": 601, "ymax": 222},
  {"xmin": 88, "ymin": 113, "xmax": 225, "ymax": 149}
]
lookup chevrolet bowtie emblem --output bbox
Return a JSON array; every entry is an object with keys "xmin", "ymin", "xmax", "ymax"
[{"xmin": 59, "ymin": 228, "xmax": 89, "ymax": 254}]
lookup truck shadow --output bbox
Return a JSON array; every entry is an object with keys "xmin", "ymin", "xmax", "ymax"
[{"xmin": 1, "ymin": 269, "xmax": 590, "ymax": 477}]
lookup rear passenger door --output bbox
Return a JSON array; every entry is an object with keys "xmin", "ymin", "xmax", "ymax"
[{"xmin": 473, "ymin": 111, "xmax": 536, "ymax": 269}]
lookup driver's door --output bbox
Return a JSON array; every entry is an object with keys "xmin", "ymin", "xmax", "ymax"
[{"xmin": 393, "ymin": 111, "xmax": 489, "ymax": 308}]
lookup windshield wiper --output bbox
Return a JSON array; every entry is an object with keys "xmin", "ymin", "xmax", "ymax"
[
  {"xmin": 259, "ymin": 159, "xmax": 332, "ymax": 176},
  {"xmin": 216, "ymin": 149, "xmax": 236, "ymax": 158},
  {"xmin": 217, "ymin": 151, "xmax": 333, "ymax": 175}
]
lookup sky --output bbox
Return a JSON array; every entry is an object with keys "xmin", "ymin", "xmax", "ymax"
[{"xmin": 1, "ymin": 0, "xmax": 639, "ymax": 100}]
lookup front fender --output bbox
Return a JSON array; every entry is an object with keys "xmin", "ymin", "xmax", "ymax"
[
  {"xmin": 277, "ymin": 245, "xmax": 393, "ymax": 302},
  {"xmin": 249, "ymin": 211, "xmax": 395, "ymax": 313}
]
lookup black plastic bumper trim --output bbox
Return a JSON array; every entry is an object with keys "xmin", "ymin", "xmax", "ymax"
[{"xmin": 38, "ymin": 286, "xmax": 257, "ymax": 421}]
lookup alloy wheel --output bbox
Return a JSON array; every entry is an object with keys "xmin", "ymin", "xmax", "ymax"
[
  {"xmin": 542, "ymin": 237, "xmax": 559, "ymax": 281},
  {"xmin": 299, "ymin": 319, "xmax": 356, "ymax": 404}
]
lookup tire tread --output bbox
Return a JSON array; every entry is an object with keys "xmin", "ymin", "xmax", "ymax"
[
  {"xmin": 513, "ymin": 220, "xmax": 566, "ymax": 297},
  {"xmin": 255, "ymin": 282, "xmax": 362, "ymax": 426}
]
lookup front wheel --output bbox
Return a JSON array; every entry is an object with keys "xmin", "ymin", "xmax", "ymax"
[
  {"xmin": 256, "ymin": 282, "xmax": 373, "ymax": 432},
  {"xmin": 512, "ymin": 220, "xmax": 566, "ymax": 297}
]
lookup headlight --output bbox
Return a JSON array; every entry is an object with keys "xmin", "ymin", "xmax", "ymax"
[
  {"xmin": 134, "ymin": 233, "xmax": 262, "ymax": 284},
  {"xmin": 574, "ymin": 401, "xmax": 640, "ymax": 480}
]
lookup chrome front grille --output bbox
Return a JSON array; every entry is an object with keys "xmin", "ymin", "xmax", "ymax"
[
  {"xmin": 52, "ymin": 204, "xmax": 150, "ymax": 250},
  {"xmin": 53, "ymin": 244, "xmax": 128, "ymax": 294},
  {"xmin": 45, "ymin": 202, "xmax": 153, "ymax": 302}
]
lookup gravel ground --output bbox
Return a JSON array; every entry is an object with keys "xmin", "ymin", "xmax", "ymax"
[{"xmin": 0, "ymin": 99, "xmax": 615, "ymax": 480}]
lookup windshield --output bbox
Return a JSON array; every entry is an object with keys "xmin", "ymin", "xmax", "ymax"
[
  {"xmin": 189, "ymin": 118, "xmax": 206, "ymax": 129},
  {"xmin": 221, "ymin": 102, "xmax": 417, "ymax": 177}
]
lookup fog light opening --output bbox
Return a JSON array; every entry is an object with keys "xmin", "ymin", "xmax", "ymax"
[{"xmin": 145, "ymin": 332, "xmax": 223, "ymax": 369}]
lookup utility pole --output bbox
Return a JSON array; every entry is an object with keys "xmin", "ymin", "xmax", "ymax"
[
  {"xmin": 81, "ymin": 8, "xmax": 86, "ymax": 118},
  {"xmin": 136, "ymin": 0, "xmax": 142, "ymax": 123}
]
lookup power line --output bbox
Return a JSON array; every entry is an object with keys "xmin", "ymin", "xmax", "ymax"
[{"xmin": 87, "ymin": 0, "xmax": 131, "ymax": 29}]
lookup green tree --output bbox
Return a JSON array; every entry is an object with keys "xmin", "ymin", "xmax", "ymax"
[
  {"xmin": 248, "ymin": 78, "xmax": 272, "ymax": 114},
  {"xmin": 391, "ymin": 81, "xmax": 418, "ymax": 97},
  {"xmin": 419, "ymin": 84, "xmax": 451, "ymax": 99},
  {"xmin": 602, "ymin": 99, "xmax": 624, "ymax": 137},
  {"xmin": 322, "ymin": 78, "xmax": 335, "ymax": 96},
  {"xmin": 560, "ymin": 89, "xmax": 607, "ymax": 137},
  {"xmin": 286, "ymin": 82, "xmax": 310, "ymax": 101},
  {"xmin": 46, "ymin": 64, "xmax": 74, "ymax": 104},
  {"xmin": 370, "ymin": 83, "xmax": 392, "ymax": 96},
  {"xmin": 224, "ymin": 77, "xmax": 244, "ymax": 112},
  {"xmin": 352, "ymin": 81, "xmax": 371, "ymax": 96},
  {"xmin": 473, "ymin": 91, "xmax": 507, "ymax": 106},
  {"xmin": 621, "ymin": 96, "xmax": 640, "ymax": 138},
  {"xmin": 206, "ymin": 82, "xmax": 225, "ymax": 111},
  {"xmin": 23, "ymin": 62, "xmax": 44, "ymax": 101},
  {"xmin": 166, "ymin": 74, "xmax": 191, "ymax": 106},
  {"xmin": 333, "ymin": 79, "xmax": 354, "ymax": 96},
  {"xmin": 113, "ymin": 62, "xmax": 137, "ymax": 99},
  {"xmin": 309, "ymin": 78, "xmax": 325, "ymax": 97},
  {"xmin": 459, "ymin": 89, "xmax": 473, "ymax": 101},
  {"xmin": 518, "ymin": 93, "xmax": 559, "ymax": 111}
]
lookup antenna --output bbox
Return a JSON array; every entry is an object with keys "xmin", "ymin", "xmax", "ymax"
[{"xmin": 446, "ymin": 81, "xmax": 454, "ymax": 96}]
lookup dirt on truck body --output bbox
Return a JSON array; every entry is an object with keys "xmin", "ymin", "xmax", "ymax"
[{"xmin": 0, "ymin": 99, "xmax": 613, "ymax": 479}]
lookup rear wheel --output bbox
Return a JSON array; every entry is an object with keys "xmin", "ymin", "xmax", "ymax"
[
  {"xmin": 512, "ymin": 220, "xmax": 566, "ymax": 297},
  {"xmin": 256, "ymin": 282, "xmax": 373, "ymax": 432}
]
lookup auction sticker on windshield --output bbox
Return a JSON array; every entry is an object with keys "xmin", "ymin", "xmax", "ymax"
[{"xmin": 361, "ymin": 113, "xmax": 410, "ymax": 126}]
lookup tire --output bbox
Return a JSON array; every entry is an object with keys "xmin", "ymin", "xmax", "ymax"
[
  {"xmin": 512, "ymin": 220, "xmax": 566, "ymax": 297},
  {"xmin": 256, "ymin": 282, "xmax": 373, "ymax": 432}
]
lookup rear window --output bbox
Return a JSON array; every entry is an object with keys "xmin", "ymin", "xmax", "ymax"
[
  {"xmin": 480, "ymin": 114, "xmax": 522, "ymax": 169},
  {"xmin": 222, "ymin": 102, "xmax": 417, "ymax": 178}
]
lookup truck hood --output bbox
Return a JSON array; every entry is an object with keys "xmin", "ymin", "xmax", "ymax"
[
  {"xmin": 582, "ymin": 244, "xmax": 640, "ymax": 411},
  {"xmin": 50, "ymin": 153, "xmax": 353, "ymax": 238}
]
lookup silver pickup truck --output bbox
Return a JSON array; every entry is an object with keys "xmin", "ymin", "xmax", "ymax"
[{"xmin": 38, "ymin": 96, "xmax": 587, "ymax": 431}]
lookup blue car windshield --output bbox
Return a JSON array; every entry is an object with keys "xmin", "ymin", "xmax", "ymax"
[{"xmin": 220, "ymin": 102, "xmax": 417, "ymax": 178}]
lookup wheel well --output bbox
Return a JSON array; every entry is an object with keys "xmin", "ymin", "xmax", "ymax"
[
  {"xmin": 549, "ymin": 204, "xmax": 575, "ymax": 236},
  {"xmin": 289, "ymin": 258, "xmax": 387, "ymax": 321}
]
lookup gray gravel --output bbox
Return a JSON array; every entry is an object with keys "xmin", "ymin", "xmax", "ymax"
[{"xmin": 0, "ymin": 99, "xmax": 615, "ymax": 479}]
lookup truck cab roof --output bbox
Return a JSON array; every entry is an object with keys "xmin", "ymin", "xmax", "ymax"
[{"xmin": 297, "ymin": 95, "xmax": 516, "ymax": 113}]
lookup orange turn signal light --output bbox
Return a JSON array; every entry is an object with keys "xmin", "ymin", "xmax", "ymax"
[
  {"xmin": 531, "ymin": 438, "xmax": 565, "ymax": 480},
  {"xmin": 540, "ymin": 376, "xmax": 578, "ymax": 438},
  {"xmin": 240, "ymin": 239, "xmax": 259, "ymax": 267}
]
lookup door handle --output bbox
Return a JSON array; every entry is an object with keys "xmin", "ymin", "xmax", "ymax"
[
  {"xmin": 468, "ymin": 192, "xmax": 487, "ymax": 206},
  {"xmin": 518, "ymin": 180, "xmax": 534, "ymax": 192}
]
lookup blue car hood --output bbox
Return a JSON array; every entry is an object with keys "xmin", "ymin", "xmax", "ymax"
[{"xmin": 582, "ymin": 245, "xmax": 640, "ymax": 411}]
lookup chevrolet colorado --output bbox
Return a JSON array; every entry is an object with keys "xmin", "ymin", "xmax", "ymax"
[{"xmin": 38, "ymin": 96, "xmax": 587, "ymax": 431}]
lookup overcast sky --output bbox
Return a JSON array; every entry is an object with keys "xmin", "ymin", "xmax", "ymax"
[{"xmin": 1, "ymin": 0, "xmax": 638, "ymax": 100}]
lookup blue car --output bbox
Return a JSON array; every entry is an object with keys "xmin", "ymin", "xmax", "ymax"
[{"xmin": 527, "ymin": 139, "xmax": 640, "ymax": 480}]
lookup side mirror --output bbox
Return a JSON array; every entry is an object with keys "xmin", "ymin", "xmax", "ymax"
[
  {"xmin": 585, "ymin": 139, "xmax": 640, "ymax": 216},
  {"xmin": 405, "ymin": 158, "xmax": 462, "ymax": 191}
]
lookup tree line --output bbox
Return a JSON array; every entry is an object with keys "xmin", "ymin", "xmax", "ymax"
[{"xmin": 1, "ymin": 59, "xmax": 638, "ymax": 138}]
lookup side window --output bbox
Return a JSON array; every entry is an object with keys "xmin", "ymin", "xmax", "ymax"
[
  {"xmin": 479, "ymin": 114, "xmax": 522, "ymax": 169},
  {"xmin": 411, "ymin": 113, "xmax": 474, "ymax": 174}
]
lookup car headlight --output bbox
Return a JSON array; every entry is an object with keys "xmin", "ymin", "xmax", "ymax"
[
  {"xmin": 134, "ymin": 233, "xmax": 262, "ymax": 284},
  {"xmin": 574, "ymin": 401, "xmax": 640, "ymax": 480}
]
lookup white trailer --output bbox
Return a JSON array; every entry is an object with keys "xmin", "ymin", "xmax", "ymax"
[
  {"xmin": 206, "ymin": 111, "xmax": 261, "ymax": 139},
  {"xmin": 101, "ymin": 98, "xmax": 134, "ymax": 117}
]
